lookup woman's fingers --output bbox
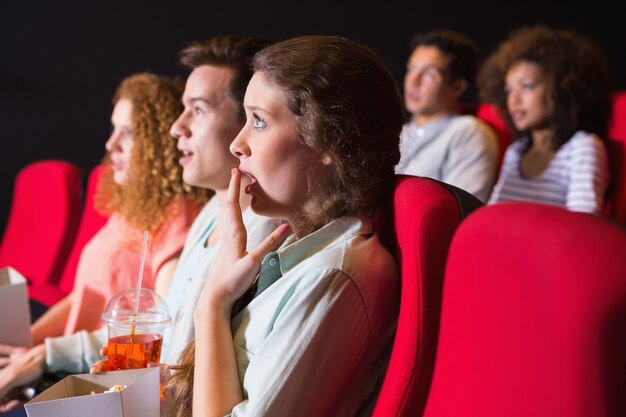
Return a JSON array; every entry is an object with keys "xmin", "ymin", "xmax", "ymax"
[
  {"xmin": 201, "ymin": 169, "xmax": 290, "ymax": 309},
  {"xmin": 227, "ymin": 168, "xmax": 245, "ymax": 225},
  {"xmin": 225, "ymin": 168, "xmax": 247, "ymax": 247},
  {"xmin": 248, "ymin": 224, "xmax": 291, "ymax": 264}
]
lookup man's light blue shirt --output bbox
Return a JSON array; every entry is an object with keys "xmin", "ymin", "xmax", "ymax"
[{"xmin": 395, "ymin": 114, "xmax": 498, "ymax": 202}]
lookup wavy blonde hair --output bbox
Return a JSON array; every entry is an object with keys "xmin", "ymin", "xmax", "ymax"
[{"xmin": 95, "ymin": 72, "xmax": 211, "ymax": 235}]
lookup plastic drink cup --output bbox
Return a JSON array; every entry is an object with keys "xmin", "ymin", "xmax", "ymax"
[{"xmin": 101, "ymin": 288, "xmax": 172, "ymax": 371}]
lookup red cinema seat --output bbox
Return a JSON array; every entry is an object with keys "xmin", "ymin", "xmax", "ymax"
[
  {"xmin": 0, "ymin": 160, "xmax": 82, "ymax": 289},
  {"xmin": 29, "ymin": 164, "xmax": 109, "ymax": 307},
  {"xmin": 476, "ymin": 102, "xmax": 514, "ymax": 170},
  {"xmin": 423, "ymin": 202, "xmax": 626, "ymax": 417},
  {"xmin": 605, "ymin": 91, "xmax": 626, "ymax": 224},
  {"xmin": 372, "ymin": 175, "xmax": 482, "ymax": 417}
]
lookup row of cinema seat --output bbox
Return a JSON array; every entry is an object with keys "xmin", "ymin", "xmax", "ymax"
[
  {"xmin": 373, "ymin": 176, "xmax": 626, "ymax": 417},
  {"xmin": 371, "ymin": 92, "xmax": 626, "ymax": 416},
  {"xmin": 0, "ymin": 90, "xmax": 624, "ymax": 415},
  {"xmin": 372, "ymin": 92, "xmax": 626, "ymax": 416},
  {"xmin": 0, "ymin": 162, "xmax": 108, "ymax": 313}
]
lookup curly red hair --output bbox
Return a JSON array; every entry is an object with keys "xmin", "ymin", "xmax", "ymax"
[{"xmin": 95, "ymin": 73, "xmax": 211, "ymax": 235}]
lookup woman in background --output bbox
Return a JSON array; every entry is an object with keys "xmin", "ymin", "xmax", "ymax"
[
  {"xmin": 0, "ymin": 72, "xmax": 209, "ymax": 413},
  {"xmin": 479, "ymin": 25, "xmax": 613, "ymax": 215},
  {"xmin": 33, "ymin": 72, "xmax": 209, "ymax": 342}
]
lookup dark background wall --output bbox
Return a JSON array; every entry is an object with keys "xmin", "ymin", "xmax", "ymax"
[{"xmin": 1, "ymin": 1, "xmax": 623, "ymax": 236}]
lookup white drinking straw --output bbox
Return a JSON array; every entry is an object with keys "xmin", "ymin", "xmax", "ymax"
[{"xmin": 133, "ymin": 231, "xmax": 150, "ymax": 316}]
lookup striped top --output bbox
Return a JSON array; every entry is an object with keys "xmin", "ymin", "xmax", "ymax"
[{"xmin": 488, "ymin": 131, "xmax": 610, "ymax": 215}]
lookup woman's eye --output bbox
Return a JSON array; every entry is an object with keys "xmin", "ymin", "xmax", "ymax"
[
  {"xmin": 194, "ymin": 107, "xmax": 203, "ymax": 115},
  {"xmin": 121, "ymin": 129, "xmax": 133, "ymax": 140},
  {"xmin": 253, "ymin": 118, "xmax": 267, "ymax": 129}
]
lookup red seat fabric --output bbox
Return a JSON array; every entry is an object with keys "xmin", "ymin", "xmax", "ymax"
[
  {"xmin": 0, "ymin": 160, "xmax": 82, "ymax": 289},
  {"xmin": 29, "ymin": 164, "xmax": 109, "ymax": 307},
  {"xmin": 475, "ymin": 102, "xmax": 514, "ymax": 170},
  {"xmin": 423, "ymin": 202, "xmax": 626, "ymax": 417},
  {"xmin": 372, "ymin": 175, "xmax": 482, "ymax": 417},
  {"xmin": 605, "ymin": 91, "xmax": 626, "ymax": 224}
]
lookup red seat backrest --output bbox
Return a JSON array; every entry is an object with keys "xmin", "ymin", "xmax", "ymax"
[
  {"xmin": 475, "ymin": 103, "xmax": 514, "ymax": 170},
  {"xmin": 372, "ymin": 175, "xmax": 482, "ymax": 417},
  {"xmin": 0, "ymin": 160, "xmax": 82, "ymax": 286},
  {"xmin": 424, "ymin": 202, "xmax": 626, "ymax": 417},
  {"xmin": 605, "ymin": 91, "xmax": 626, "ymax": 224},
  {"xmin": 57, "ymin": 164, "xmax": 109, "ymax": 295}
]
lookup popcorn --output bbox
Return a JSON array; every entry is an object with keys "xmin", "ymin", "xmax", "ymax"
[
  {"xmin": 107, "ymin": 385, "xmax": 127, "ymax": 392},
  {"xmin": 90, "ymin": 384, "xmax": 128, "ymax": 395}
]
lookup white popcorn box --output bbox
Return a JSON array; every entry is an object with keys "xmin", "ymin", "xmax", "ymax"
[
  {"xmin": 0, "ymin": 267, "xmax": 32, "ymax": 347},
  {"xmin": 25, "ymin": 367, "xmax": 159, "ymax": 417}
]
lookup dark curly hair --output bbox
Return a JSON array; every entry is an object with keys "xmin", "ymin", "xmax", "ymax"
[{"xmin": 477, "ymin": 25, "xmax": 614, "ymax": 149}]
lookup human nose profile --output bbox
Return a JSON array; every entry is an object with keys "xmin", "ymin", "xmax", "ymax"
[
  {"xmin": 170, "ymin": 114, "xmax": 190, "ymax": 139},
  {"xmin": 105, "ymin": 132, "xmax": 120, "ymax": 152},
  {"xmin": 229, "ymin": 132, "xmax": 250, "ymax": 158}
]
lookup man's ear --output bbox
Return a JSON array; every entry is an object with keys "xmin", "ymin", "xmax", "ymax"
[{"xmin": 451, "ymin": 78, "xmax": 469, "ymax": 100}]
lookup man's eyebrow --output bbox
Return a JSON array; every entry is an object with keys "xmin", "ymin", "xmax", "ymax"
[
  {"xmin": 423, "ymin": 64, "xmax": 446, "ymax": 72},
  {"xmin": 188, "ymin": 97, "xmax": 211, "ymax": 105}
]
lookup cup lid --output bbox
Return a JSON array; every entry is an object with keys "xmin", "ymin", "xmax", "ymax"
[{"xmin": 101, "ymin": 288, "xmax": 172, "ymax": 327}]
